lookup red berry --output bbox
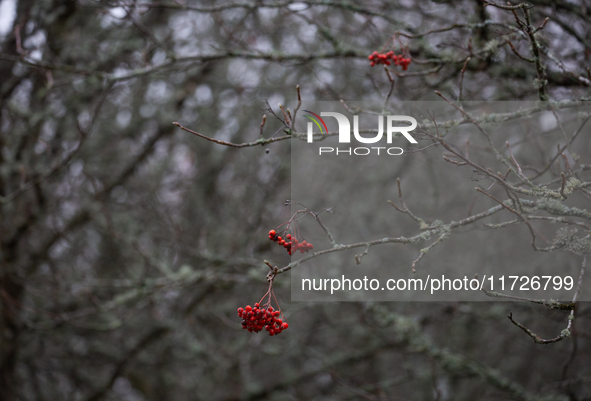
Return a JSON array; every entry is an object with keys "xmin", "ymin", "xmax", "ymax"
[{"xmin": 269, "ymin": 230, "xmax": 276, "ymax": 236}]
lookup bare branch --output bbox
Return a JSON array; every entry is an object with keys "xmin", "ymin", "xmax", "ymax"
[{"xmin": 173, "ymin": 122, "xmax": 290, "ymax": 147}]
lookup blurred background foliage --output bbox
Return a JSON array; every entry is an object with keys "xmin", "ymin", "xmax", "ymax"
[{"xmin": 0, "ymin": 0, "xmax": 590, "ymax": 400}]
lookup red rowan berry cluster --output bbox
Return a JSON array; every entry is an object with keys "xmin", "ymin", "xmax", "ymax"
[
  {"xmin": 368, "ymin": 51, "xmax": 411, "ymax": 70},
  {"xmin": 269, "ymin": 230, "xmax": 313, "ymax": 256},
  {"xmin": 237, "ymin": 303, "xmax": 289, "ymax": 336},
  {"xmin": 238, "ymin": 202, "xmax": 324, "ymax": 336}
]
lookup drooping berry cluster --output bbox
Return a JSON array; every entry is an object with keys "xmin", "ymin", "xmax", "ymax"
[
  {"xmin": 269, "ymin": 230, "xmax": 313, "ymax": 256},
  {"xmin": 368, "ymin": 51, "xmax": 411, "ymax": 70},
  {"xmin": 237, "ymin": 304, "xmax": 289, "ymax": 336}
]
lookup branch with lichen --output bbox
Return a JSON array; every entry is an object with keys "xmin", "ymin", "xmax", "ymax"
[{"xmin": 482, "ymin": 257, "xmax": 585, "ymax": 344}]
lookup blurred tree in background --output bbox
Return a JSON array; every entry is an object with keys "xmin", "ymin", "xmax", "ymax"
[{"xmin": 0, "ymin": 0, "xmax": 590, "ymax": 400}]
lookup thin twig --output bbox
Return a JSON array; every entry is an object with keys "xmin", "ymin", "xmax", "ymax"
[
  {"xmin": 483, "ymin": 290, "xmax": 574, "ymax": 310},
  {"xmin": 291, "ymin": 85, "xmax": 302, "ymax": 130},
  {"xmin": 173, "ymin": 122, "xmax": 290, "ymax": 147},
  {"xmin": 457, "ymin": 57, "xmax": 471, "ymax": 103},
  {"xmin": 475, "ymin": 187, "xmax": 559, "ymax": 252},
  {"xmin": 506, "ymin": 257, "xmax": 586, "ymax": 344}
]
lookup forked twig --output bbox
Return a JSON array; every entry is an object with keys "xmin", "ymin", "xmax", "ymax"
[{"xmin": 506, "ymin": 257, "xmax": 586, "ymax": 344}]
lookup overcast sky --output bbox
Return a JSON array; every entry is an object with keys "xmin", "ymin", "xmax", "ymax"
[{"xmin": 0, "ymin": 0, "xmax": 16, "ymax": 36}]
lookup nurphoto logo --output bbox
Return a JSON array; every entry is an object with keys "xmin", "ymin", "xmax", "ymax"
[{"xmin": 304, "ymin": 111, "xmax": 418, "ymax": 156}]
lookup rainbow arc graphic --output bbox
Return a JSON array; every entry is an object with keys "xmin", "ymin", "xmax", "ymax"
[{"xmin": 303, "ymin": 110, "xmax": 327, "ymax": 134}]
